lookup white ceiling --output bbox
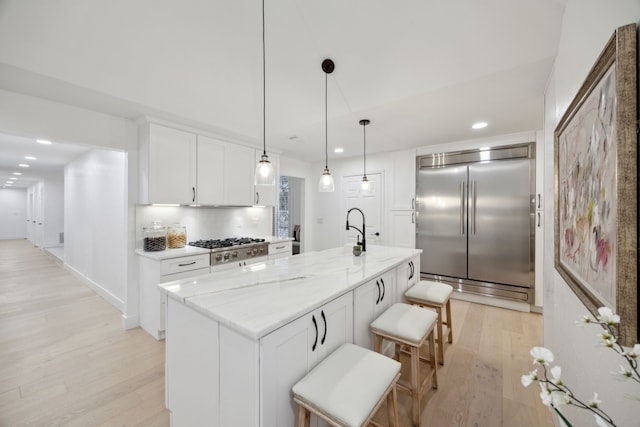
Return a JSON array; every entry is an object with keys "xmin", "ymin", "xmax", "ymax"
[{"xmin": 0, "ymin": 0, "xmax": 567, "ymax": 189}]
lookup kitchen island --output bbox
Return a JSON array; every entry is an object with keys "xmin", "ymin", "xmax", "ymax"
[{"xmin": 159, "ymin": 245, "xmax": 421, "ymax": 427}]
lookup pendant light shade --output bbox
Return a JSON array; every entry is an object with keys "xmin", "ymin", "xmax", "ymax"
[
  {"xmin": 318, "ymin": 59, "xmax": 335, "ymax": 192},
  {"xmin": 254, "ymin": 0, "xmax": 275, "ymax": 186},
  {"xmin": 359, "ymin": 119, "xmax": 371, "ymax": 194}
]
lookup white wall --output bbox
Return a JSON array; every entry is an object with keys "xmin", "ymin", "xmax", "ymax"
[
  {"xmin": 65, "ymin": 148, "xmax": 128, "ymax": 313},
  {"xmin": 543, "ymin": 2, "xmax": 640, "ymax": 426},
  {"xmin": 0, "ymin": 188, "xmax": 27, "ymax": 239},
  {"xmin": 42, "ymin": 172, "xmax": 64, "ymax": 248}
]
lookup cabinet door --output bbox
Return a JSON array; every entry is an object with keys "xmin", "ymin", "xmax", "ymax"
[
  {"xmin": 314, "ymin": 292, "xmax": 354, "ymax": 363},
  {"xmin": 261, "ymin": 311, "xmax": 317, "ymax": 427},
  {"xmin": 226, "ymin": 144, "xmax": 254, "ymax": 206},
  {"xmin": 197, "ymin": 135, "xmax": 226, "ymax": 205},
  {"xmin": 354, "ymin": 274, "xmax": 393, "ymax": 350},
  {"xmin": 389, "ymin": 210, "xmax": 416, "ymax": 248},
  {"xmin": 166, "ymin": 299, "xmax": 219, "ymax": 427},
  {"xmin": 390, "ymin": 149, "xmax": 416, "ymax": 210},
  {"xmin": 254, "ymin": 150, "xmax": 279, "ymax": 206},
  {"xmin": 148, "ymin": 123, "xmax": 197, "ymax": 204}
]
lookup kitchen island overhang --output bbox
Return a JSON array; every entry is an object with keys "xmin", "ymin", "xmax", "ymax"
[{"xmin": 159, "ymin": 245, "xmax": 421, "ymax": 427}]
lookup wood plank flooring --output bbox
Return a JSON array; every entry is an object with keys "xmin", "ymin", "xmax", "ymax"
[{"xmin": 0, "ymin": 239, "xmax": 552, "ymax": 426}]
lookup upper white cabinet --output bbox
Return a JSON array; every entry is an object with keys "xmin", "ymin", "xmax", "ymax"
[
  {"xmin": 140, "ymin": 123, "xmax": 197, "ymax": 204},
  {"xmin": 390, "ymin": 149, "xmax": 416, "ymax": 210},
  {"xmin": 197, "ymin": 135, "xmax": 254, "ymax": 206},
  {"xmin": 139, "ymin": 122, "xmax": 256, "ymax": 206},
  {"xmin": 253, "ymin": 150, "xmax": 279, "ymax": 206}
]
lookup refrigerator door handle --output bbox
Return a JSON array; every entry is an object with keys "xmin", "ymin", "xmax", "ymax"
[
  {"xmin": 471, "ymin": 180, "xmax": 476, "ymax": 235},
  {"xmin": 460, "ymin": 181, "xmax": 465, "ymax": 235}
]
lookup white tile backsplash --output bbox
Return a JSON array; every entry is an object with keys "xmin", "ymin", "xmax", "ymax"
[{"xmin": 135, "ymin": 205, "xmax": 273, "ymax": 249}]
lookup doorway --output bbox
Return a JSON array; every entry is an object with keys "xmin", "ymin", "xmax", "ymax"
[{"xmin": 277, "ymin": 176, "xmax": 305, "ymax": 255}]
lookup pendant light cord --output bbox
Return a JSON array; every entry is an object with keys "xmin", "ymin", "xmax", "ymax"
[
  {"xmin": 325, "ymin": 72, "xmax": 328, "ymax": 169},
  {"xmin": 363, "ymin": 123, "xmax": 367, "ymax": 177},
  {"xmin": 262, "ymin": 0, "xmax": 266, "ymax": 157}
]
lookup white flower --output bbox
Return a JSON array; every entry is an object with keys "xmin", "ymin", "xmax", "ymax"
[
  {"xmin": 550, "ymin": 366, "xmax": 563, "ymax": 386},
  {"xmin": 530, "ymin": 346, "xmax": 554, "ymax": 366},
  {"xmin": 595, "ymin": 414, "xmax": 608, "ymax": 427},
  {"xmin": 551, "ymin": 391, "xmax": 570, "ymax": 406},
  {"xmin": 521, "ymin": 369, "xmax": 538, "ymax": 387},
  {"xmin": 599, "ymin": 337, "xmax": 616, "ymax": 348},
  {"xmin": 623, "ymin": 343, "xmax": 640, "ymax": 359},
  {"xmin": 588, "ymin": 392, "xmax": 601, "ymax": 408},
  {"xmin": 539, "ymin": 383, "xmax": 552, "ymax": 406},
  {"xmin": 597, "ymin": 307, "xmax": 620, "ymax": 325},
  {"xmin": 575, "ymin": 314, "xmax": 592, "ymax": 327},
  {"xmin": 598, "ymin": 330, "xmax": 613, "ymax": 341},
  {"xmin": 611, "ymin": 365, "xmax": 633, "ymax": 381}
]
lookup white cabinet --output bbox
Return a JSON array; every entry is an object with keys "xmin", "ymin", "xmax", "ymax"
[
  {"xmin": 389, "ymin": 210, "xmax": 416, "ymax": 248},
  {"xmin": 139, "ymin": 252, "xmax": 210, "ymax": 339},
  {"xmin": 197, "ymin": 135, "xmax": 254, "ymax": 206},
  {"xmin": 268, "ymin": 240, "xmax": 292, "ymax": 259},
  {"xmin": 254, "ymin": 150, "xmax": 279, "ymax": 206},
  {"xmin": 389, "ymin": 149, "xmax": 416, "ymax": 248},
  {"xmin": 395, "ymin": 255, "xmax": 420, "ymax": 303},
  {"xmin": 166, "ymin": 298, "xmax": 220, "ymax": 427},
  {"xmin": 353, "ymin": 270, "xmax": 395, "ymax": 350},
  {"xmin": 261, "ymin": 292, "xmax": 353, "ymax": 427},
  {"xmin": 390, "ymin": 149, "xmax": 416, "ymax": 211},
  {"xmin": 140, "ymin": 123, "xmax": 197, "ymax": 205}
]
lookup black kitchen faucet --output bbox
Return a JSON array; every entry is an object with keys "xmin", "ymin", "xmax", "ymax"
[{"xmin": 345, "ymin": 207, "xmax": 366, "ymax": 252}]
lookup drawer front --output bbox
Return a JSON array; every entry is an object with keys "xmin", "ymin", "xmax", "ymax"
[
  {"xmin": 161, "ymin": 254, "xmax": 210, "ymax": 276},
  {"xmin": 269, "ymin": 241, "xmax": 292, "ymax": 255}
]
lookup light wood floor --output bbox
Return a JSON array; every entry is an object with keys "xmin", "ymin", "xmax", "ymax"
[{"xmin": 0, "ymin": 239, "xmax": 552, "ymax": 426}]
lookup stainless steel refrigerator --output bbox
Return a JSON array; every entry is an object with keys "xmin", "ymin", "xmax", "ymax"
[{"xmin": 416, "ymin": 144, "xmax": 535, "ymax": 303}]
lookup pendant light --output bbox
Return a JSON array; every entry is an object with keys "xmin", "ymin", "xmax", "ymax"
[
  {"xmin": 254, "ymin": 0, "xmax": 275, "ymax": 186},
  {"xmin": 318, "ymin": 58, "xmax": 335, "ymax": 192},
  {"xmin": 359, "ymin": 119, "xmax": 371, "ymax": 194}
]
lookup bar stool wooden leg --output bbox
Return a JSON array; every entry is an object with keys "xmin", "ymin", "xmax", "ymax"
[
  {"xmin": 411, "ymin": 345, "xmax": 420, "ymax": 426},
  {"xmin": 435, "ymin": 306, "xmax": 444, "ymax": 365},
  {"xmin": 297, "ymin": 405, "xmax": 310, "ymax": 427},
  {"xmin": 446, "ymin": 299, "xmax": 453, "ymax": 343},
  {"xmin": 429, "ymin": 330, "xmax": 438, "ymax": 389},
  {"xmin": 386, "ymin": 384, "xmax": 400, "ymax": 427}
]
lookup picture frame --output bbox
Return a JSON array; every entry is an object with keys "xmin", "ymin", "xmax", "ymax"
[{"xmin": 554, "ymin": 23, "xmax": 637, "ymax": 347}]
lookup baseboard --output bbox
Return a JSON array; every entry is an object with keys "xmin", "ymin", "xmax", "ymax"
[
  {"xmin": 530, "ymin": 305, "xmax": 543, "ymax": 314},
  {"xmin": 63, "ymin": 263, "xmax": 125, "ymax": 313},
  {"xmin": 122, "ymin": 313, "xmax": 140, "ymax": 330},
  {"xmin": 451, "ymin": 291, "xmax": 531, "ymax": 312}
]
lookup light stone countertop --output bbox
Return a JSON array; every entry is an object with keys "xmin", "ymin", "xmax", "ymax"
[{"xmin": 159, "ymin": 245, "xmax": 421, "ymax": 340}]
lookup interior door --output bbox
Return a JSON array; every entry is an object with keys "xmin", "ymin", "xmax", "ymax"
[
  {"xmin": 342, "ymin": 173, "xmax": 383, "ymax": 246},
  {"xmin": 468, "ymin": 159, "xmax": 531, "ymax": 286},
  {"xmin": 416, "ymin": 165, "xmax": 468, "ymax": 278}
]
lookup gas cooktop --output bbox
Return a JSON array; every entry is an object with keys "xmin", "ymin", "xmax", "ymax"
[{"xmin": 188, "ymin": 237, "xmax": 266, "ymax": 250}]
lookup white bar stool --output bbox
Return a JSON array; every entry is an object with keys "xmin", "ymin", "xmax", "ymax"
[
  {"xmin": 370, "ymin": 303, "xmax": 438, "ymax": 427},
  {"xmin": 292, "ymin": 343, "xmax": 401, "ymax": 427},
  {"xmin": 404, "ymin": 280, "xmax": 454, "ymax": 365}
]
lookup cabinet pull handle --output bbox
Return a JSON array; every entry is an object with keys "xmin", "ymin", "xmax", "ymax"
[
  {"xmin": 537, "ymin": 212, "xmax": 541, "ymax": 227},
  {"xmin": 255, "ymin": 192, "xmax": 259, "ymax": 205},
  {"xmin": 411, "ymin": 197, "xmax": 415, "ymax": 210},
  {"xmin": 275, "ymin": 245, "xmax": 285, "ymax": 249},
  {"xmin": 537, "ymin": 194, "xmax": 541, "ymax": 209},
  {"xmin": 311, "ymin": 315, "xmax": 318, "ymax": 351},
  {"xmin": 380, "ymin": 278, "xmax": 386, "ymax": 301},
  {"xmin": 375, "ymin": 281, "xmax": 381, "ymax": 304},
  {"xmin": 178, "ymin": 261, "xmax": 197, "ymax": 267},
  {"xmin": 320, "ymin": 310, "xmax": 327, "ymax": 345},
  {"xmin": 192, "ymin": 187, "xmax": 196, "ymax": 203},
  {"xmin": 409, "ymin": 261, "xmax": 413, "ymax": 279}
]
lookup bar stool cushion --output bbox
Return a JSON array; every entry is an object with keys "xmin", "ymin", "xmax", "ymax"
[
  {"xmin": 292, "ymin": 343, "xmax": 401, "ymax": 427},
  {"xmin": 370, "ymin": 303, "xmax": 437, "ymax": 346},
  {"xmin": 406, "ymin": 280, "xmax": 453, "ymax": 305}
]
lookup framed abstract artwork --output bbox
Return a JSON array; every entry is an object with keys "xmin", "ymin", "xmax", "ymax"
[{"xmin": 554, "ymin": 23, "xmax": 637, "ymax": 346}]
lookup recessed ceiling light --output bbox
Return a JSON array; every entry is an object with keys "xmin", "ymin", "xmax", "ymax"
[
  {"xmin": 472, "ymin": 122, "xmax": 488, "ymax": 129},
  {"xmin": 37, "ymin": 139, "xmax": 52, "ymax": 145},
  {"xmin": 334, "ymin": 148, "xmax": 344, "ymax": 153},
  {"xmin": 5, "ymin": 182, "xmax": 13, "ymax": 185},
  {"xmin": 13, "ymin": 172, "xmax": 22, "ymax": 175},
  {"xmin": 18, "ymin": 164, "xmax": 30, "ymax": 168},
  {"xmin": 25, "ymin": 156, "xmax": 37, "ymax": 160},
  {"xmin": 9, "ymin": 177, "xmax": 17, "ymax": 180}
]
